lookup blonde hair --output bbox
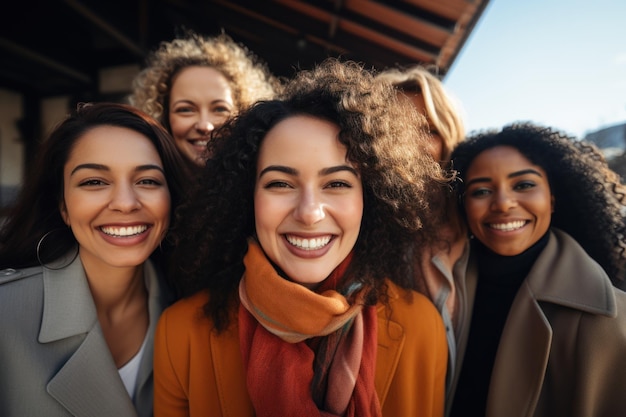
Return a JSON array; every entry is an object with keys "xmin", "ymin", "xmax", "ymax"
[
  {"xmin": 376, "ymin": 65, "xmax": 465, "ymax": 162},
  {"xmin": 129, "ymin": 31, "xmax": 280, "ymax": 127}
]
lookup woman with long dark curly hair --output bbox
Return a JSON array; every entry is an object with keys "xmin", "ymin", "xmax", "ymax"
[
  {"xmin": 154, "ymin": 58, "xmax": 451, "ymax": 416},
  {"xmin": 448, "ymin": 122, "xmax": 626, "ymax": 417}
]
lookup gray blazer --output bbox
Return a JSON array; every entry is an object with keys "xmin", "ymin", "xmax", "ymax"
[
  {"xmin": 0, "ymin": 253, "xmax": 172, "ymax": 417},
  {"xmin": 449, "ymin": 229, "xmax": 626, "ymax": 417}
]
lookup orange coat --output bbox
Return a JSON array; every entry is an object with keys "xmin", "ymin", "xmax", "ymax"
[{"xmin": 154, "ymin": 280, "xmax": 447, "ymax": 417}]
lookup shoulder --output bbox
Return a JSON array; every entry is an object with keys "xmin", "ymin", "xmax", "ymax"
[
  {"xmin": 379, "ymin": 280, "xmax": 445, "ymax": 336},
  {"xmin": 156, "ymin": 291, "xmax": 213, "ymax": 364},
  {"xmin": 382, "ymin": 280, "xmax": 441, "ymax": 317},
  {"xmin": 160, "ymin": 290, "xmax": 211, "ymax": 327},
  {"xmin": 0, "ymin": 266, "xmax": 42, "ymax": 286}
]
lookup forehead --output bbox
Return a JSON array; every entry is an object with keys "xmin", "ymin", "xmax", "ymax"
[
  {"xmin": 171, "ymin": 66, "xmax": 232, "ymax": 95},
  {"xmin": 467, "ymin": 145, "xmax": 546, "ymax": 176},
  {"xmin": 258, "ymin": 115, "xmax": 345, "ymax": 164},
  {"xmin": 66, "ymin": 125, "xmax": 162, "ymax": 167}
]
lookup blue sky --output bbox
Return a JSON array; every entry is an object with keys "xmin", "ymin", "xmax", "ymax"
[{"xmin": 444, "ymin": 0, "xmax": 626, "ymax": 138}]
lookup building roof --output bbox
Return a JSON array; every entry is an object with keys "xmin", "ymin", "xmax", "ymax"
[{"xmin": 0, "ymin": 0, "xmax": 490, "ymax": 98}]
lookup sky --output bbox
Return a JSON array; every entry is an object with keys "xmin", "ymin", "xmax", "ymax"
[{"xmin": 444, "ymin": 0, "xmax": 626, "ymax": 139}]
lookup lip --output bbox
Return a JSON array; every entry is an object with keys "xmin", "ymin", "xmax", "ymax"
[
  {"xmin": 97, "ymin": 223, "xmax": 153, "ymax": 246},
  {"xmin": 282, "ymin": 233, "xmax": 335, "ymax": 258}
]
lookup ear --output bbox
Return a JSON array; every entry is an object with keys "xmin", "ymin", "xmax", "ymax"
[
  {"xmin": 59, "ymin": 200, "xmax": 70, "ymax": 226},
  {"xmin": 550, "ymin": 195, "xmax": 555, "ymax": 213}
]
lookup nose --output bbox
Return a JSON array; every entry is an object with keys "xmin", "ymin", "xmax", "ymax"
[
  {"xmin": 293, "ymin": 188, "xmax": 325, "ymax": 225},
  {"xmin": 490, "ymin": 189, "xmax": 517, "ymax": 212},
  {"xmin": 195, "ymin": 119, "xmax": 214, "ymax": 135},
  {"xmin": 108, "ymin": 184, "xmax": 141, "ymax": 212}
]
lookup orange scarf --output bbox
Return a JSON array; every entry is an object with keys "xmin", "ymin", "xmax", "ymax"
[{"xmin": 238, "ymin": 241, "xmax": 381, "ymax": 416}]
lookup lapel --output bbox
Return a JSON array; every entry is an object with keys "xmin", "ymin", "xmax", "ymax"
[
  {"xmin": 486, "ymin": 283, "xmax": 552, "ymax": 417},
  {"xmin": 40, "ymin": 255, "xmax": 137, "ymax": 417},
  {"xmin": 528, "ymin": 229, "xmax": 616, "ymax": 317},
  {"xmin": 212, "ymin": 319, "xmax": 255, "ymax": 416},
  {"xmin": 374, "ymin": 285, "xmax": 405, "ymax": 404},
  {"xmin": 134, "ymin": 260, "xmax": 171, "ymax": 415},
  {"xmin": 485, "ymin": 229, "xmax": 616, "ymax": 417}
]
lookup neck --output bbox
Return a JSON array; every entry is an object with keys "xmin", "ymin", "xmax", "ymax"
[{"xmin": 81, "ymin": 257, "xmax": 147, "ymax": 318}]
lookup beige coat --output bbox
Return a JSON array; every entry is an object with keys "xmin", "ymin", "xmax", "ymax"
[{"xmin": 449, "ymin": 228, "xmax": 626, "ymax": 417}]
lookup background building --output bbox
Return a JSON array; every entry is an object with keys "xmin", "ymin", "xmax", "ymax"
[
  {"xmin": 585, "ymin": 122, "xmax": 626, "ymax": 181},
  {"xmin": 0, "ymin": 0, "xmax": 490, "ymax": 210}
]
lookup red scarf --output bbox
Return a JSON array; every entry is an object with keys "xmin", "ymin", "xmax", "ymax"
[{"xmin": 238, "ymin": 241, "xmax": 381, "ymax": 416}]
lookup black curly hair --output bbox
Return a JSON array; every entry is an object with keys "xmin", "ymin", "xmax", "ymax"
[
  {"xmin": 451, "ymin": 122, "xmax": 626, "ymax": 286},
  {"xmin": 169, "ymin": 58, "xmax": 451, "ymax": 331}
]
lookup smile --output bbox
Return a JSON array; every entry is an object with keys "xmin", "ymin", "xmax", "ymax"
[
  {"xmin": 487, "ymin": 220, "xmax": 527, "ymax": 232},
  {"xmin": 100, "ymin": 225, "xmax": 148, "ymax": 237},
  {"xmin": 189, "ymin": 139, "xmax": 208, "ymax": 147},
  {"xmin": 285, "ymin": 234, "xmax": 332, "ymax": 250}
]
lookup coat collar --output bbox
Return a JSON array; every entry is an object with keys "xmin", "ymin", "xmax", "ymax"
[
  {"xmin": 374, "ymin": 281, "xmax": 406, "ymax": 404},
  {"xmin": 39, "ymin": 254, "xmax": 97, "ymax": 343},
  {"xmin": 526, "ymin": 228, "xmax": 616, "ymax": 317},
  {"xmin": 39, "ymin": 254, "xmax": 167, "ymax": 417},
  {"xmin": 485, "ymin": 229, "xmax": 617, "ymax": 416}
]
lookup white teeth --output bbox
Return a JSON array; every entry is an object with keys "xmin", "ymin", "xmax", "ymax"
[
  {"xmin": 286, "ymin": 235, "xmax": 331, "ymax": 250},
  {"xmin": 193, "ymin": 140, "xmax": 208, "ymax": 147},
  {"xmin": 488, "ymin": 220, "xmax": 526, "ymax": 231},
  {"xmin": 100, "ymin": 225, "xmax": 148, "ymax": 237}
]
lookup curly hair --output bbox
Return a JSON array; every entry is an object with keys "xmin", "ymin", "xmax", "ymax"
[
  {"xmin": 451, "ymin": 122, "xmax": 626, "ymax": 286},
  {"xmin": 128, "ymin": 31, "xmax": 281, "ymax": 131},
  {"xmin": 375, "ymin": 64, "xmax": 465, "ymax": 163},
  {"xmin": 170, "ymin": 58, "xmax": 451, "ymax": 331}
]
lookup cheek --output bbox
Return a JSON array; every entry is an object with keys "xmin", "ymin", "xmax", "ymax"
[
  {"xmin": 535, "ymin": 197, "xmax": 553, "ymax": 228},
  {"xmin": 338, "ymin": 197, "xmax": 364, "ymax": 236},
  {"xmin": 463, "ymin": 200, "xmax": 485, "ymax": 231},
  {"xmin": 158, "ymin": 195, "xmax": 172, "ymax": 226},
  {"xmin": 168, "ymin": 116, "xmax": 188, "ymax": 138},
  {"xmin": 253, "ymin": 193, "xmax": 281, "ymax": 237}
]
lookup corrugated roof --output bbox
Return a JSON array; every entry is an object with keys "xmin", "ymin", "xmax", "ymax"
[{"xmin": 0, "ymin": 0, "xmax": 490, "ymax": 98}]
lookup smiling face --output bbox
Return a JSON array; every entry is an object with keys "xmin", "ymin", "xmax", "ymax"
[
  {"xmin": 61, "ymin": 126, "xmax": 171, "ymax": 272},
  {"xmin": 168, "ymin": 66, "xmax": 235, "ymax": 165},
  {"xmin": 463, "ymin": 146, "xmax": 553, "ymax": 256},
  {"xmin": 254, "ymin": 115, "xmax": 364, "ymax": 288}
]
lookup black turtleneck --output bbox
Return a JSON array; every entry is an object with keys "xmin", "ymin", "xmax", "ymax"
[{"xmin": 450, "ymin": 232, "xmax": 549, "ymax": 417}]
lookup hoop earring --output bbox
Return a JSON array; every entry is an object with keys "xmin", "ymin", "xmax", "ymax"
[{"xmin": 36, "ymin": 228, "xmax": 79, "ymax": 270}]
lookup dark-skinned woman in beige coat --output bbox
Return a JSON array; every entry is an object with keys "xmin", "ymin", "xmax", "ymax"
[{"xmin": 447, "ymin": 123, "xmax": 626, "ymax": 417}]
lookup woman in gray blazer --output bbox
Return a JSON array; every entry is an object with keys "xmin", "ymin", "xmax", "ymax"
[
  {"xmin": 0, "ymin": 102, "xmax": 188, "ymax": 417},
  {"xmin": 447, "ymin": 123, "xmax": 626, "ymax": 417}
]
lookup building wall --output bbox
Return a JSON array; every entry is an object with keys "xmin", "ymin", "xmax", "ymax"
[
  {"xmin": 0, "ymin": 64, "xmax": 138, "ymax": 210},
  {"xmin": 0, "ymin": 89, "xmax": 24, "ymax": 207}
]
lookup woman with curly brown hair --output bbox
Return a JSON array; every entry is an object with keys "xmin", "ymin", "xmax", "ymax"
[
  {"xmin": 448, "ymin": 122, "xmax": 626, "ymax": 417},
  {"xmin": 129, "ymin": 31, "xmax": 281, "ymax": 167},
  {"xmin": 153, "ymin": 58, "xmax": 450, "ymax": 416}
]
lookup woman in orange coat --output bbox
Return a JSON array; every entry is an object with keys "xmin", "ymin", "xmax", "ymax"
[{"xmin": 154, "ymin": 59, "xmax": 449, "ymax": 417}]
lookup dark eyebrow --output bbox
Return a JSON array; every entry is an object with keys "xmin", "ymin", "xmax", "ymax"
[
  {"xmin": 258, "ymin": 165, "xmax": 358, "ymax": 179},
  {"xmin": 70, "ymin": 163, "xmax": 164, "ymax": 176},
  {"xmin": 320, "ymin": 165, "xmax": 359, "ymax": 177},
  {"xmin": 258, "ymin": 165, "xmax": 296, "ymax": 178},
  {"xmin": 466, "ymin": 168, "xmax": 543, "ymax": 187}
]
